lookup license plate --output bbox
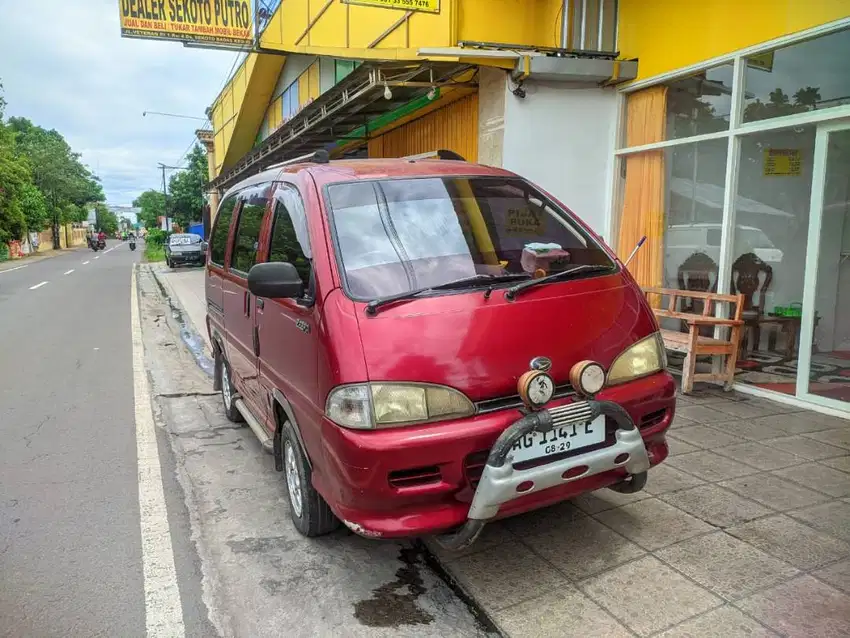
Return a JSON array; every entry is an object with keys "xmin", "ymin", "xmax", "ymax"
[{"xmin": 509, "ymin": 415, "xmax": 606, "ymax": 464}]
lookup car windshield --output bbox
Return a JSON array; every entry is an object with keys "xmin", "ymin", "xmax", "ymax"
[
  {"xmin": 327, "ymin": 176, "xmax": 615, "ymax": 299},
  {"xmin": 170, "ymin": 233, "xmax": 202, "ymax": 246}
]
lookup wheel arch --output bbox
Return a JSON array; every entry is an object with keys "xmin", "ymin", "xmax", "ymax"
[{"xmin": 271, "ymin": 389, "xmax": 312, "ymax": 473}]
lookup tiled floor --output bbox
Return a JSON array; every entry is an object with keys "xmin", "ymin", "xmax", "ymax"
[{"xmin": 429, "ymin": 385, "xmax": 850, "ymax": 637}]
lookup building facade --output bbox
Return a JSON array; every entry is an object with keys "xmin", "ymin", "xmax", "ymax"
[{"xmin": 203, "ymin": 0, "xmax": 850, "ymax": 415}]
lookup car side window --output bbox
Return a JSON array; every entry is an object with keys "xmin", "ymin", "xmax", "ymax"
[
  {"xmin": 231, "ymin": 186, "xmax": 270, "ymax": 274},
  {"xmin": 268, "ymin": 190, "xmax": 311, "ymax": 285},
  {"xmin": 209, "ymin": 194, "xmax": 237, "ymax": 266}
]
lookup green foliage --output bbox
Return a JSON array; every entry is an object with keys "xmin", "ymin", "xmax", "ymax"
[
  {"xmin": 19, "ymin": 182, "xmax": 49, "ymax": 232},
  {"xmin": 144, "ymin": 242, "xmax": 165, "ymax": 262},
  {"xmin": 133, "ymin": 189, "xmax": 166, "ymax": 230},
  {"xmin": 145, "ymin": 228, "xmax": 170, "ymax": 246},
  {"xmin": 0, "ymin": 80, "xmax": 104, "ymax": 245},
  {"xmin": 168, "ymin": 144, "xmax": 208, "ymax": 229},
  {"xmin": 94, "ymin": 202, "xmax": 118, "ymax": 235}
]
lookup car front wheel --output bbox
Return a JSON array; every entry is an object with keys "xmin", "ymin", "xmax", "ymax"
[
  {"xmin": 218, "ymin": 356, "xmax": 243, "ymax": 423},
  {"xmin": 281, "ymin": 421, "xmax": 339, "ymax": 537}
]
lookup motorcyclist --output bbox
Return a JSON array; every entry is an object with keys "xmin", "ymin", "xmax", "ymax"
[{"xmin": 98, "ymin": 230, "xmax": 106, "ymax": 244}]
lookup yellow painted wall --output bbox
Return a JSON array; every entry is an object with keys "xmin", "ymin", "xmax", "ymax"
[
  {"xmin": 368, "ymin": 93, "xmax": 479, "ymax": 161},
  {"xmin": 619, "ymin": 0, "xmax": 850, "ymax": 81},
  {"xmin": 457, "ymin": 0, "xmax": 562, "ymax": 48}
]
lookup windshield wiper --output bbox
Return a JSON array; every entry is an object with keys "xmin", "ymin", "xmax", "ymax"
[
  {"xmin": 365, "ymin": 273, "xmax": 530, "ymax": 316},
  {"xmin": 504, "ymin": 264, "xmax": 615, "ymax": 301}
]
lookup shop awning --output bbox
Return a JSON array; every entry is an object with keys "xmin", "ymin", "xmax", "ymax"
[{"xmin": 208, "ymin": 61, "xmax": 476, "ymax": 192}]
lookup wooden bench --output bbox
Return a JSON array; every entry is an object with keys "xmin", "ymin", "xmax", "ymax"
[{"xmin": 643, "ymin": 287, "xmax": 745, "ymax": 394}]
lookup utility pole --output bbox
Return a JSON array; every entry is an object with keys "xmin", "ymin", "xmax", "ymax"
[{"xmin": 157, "ymin": 163, "xmax": 186, "ymax": 232}]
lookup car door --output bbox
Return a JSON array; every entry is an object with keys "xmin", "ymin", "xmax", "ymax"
[
  {"xmin": 222, "ymin": 183, "xmax": 271, "ymax": 416},
  {"xmin": 256, "ymin": 184, "xmax": 320, "ymax": 445},
  {"xmin": 206, "ymin": 194, "xmax": 238, "ymax": 341}
]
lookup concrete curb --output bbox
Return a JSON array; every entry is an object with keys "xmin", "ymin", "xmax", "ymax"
[{"xmin": 147, "ymin": 263, "xmax": 215, "ymax": 378}]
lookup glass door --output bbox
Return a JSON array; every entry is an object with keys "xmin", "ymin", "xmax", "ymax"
[{"xmin": 798, "ymin": 121, "xmax": 850, "ymax": 411}]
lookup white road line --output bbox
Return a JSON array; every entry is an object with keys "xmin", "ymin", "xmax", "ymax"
[
  {"xmin": 130, "ymin": 268, "xmax": 185, "ymax": 637},
  {"xmin": 64, "ymin": 269, "xmax": 75, "ymax": 275},
  {"xmin": 0, "ymin": 264, "xmax": 27, "ymax": 275},
  {"xmin": 29, "ymin": 281, "xmax": 48, "ymax": 290},
  {"xmin": 83, "ymin": 260, "xmax": 91, "ymax": 265},
  {"xmin": 94, "ymin": 256, "xmax": 100, "ymax": 260},
  {"xmin": 104, "ymin": 243, "xmax": 123, "ymax": 254}
]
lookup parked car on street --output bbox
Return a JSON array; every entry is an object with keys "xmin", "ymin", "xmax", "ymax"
[
  {"xmin": 205, "ymin": 151, "xmax": 676, "ymax": 549},
  {"xmin": 165, "ymin": 233, "xmax": 206, "ymax": 268}
]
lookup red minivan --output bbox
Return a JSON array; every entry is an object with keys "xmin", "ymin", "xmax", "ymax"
[{"xmin": 206, "ymin": 151, "xmax": 675, "ymax": 549}]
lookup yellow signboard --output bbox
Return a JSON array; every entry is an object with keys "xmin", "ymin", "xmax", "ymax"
[
  {"xmin": 342, "ymin": 0, "xmax": 440, "ymax": 13},
  {"xmin": 747, "ymin": 51, "xmax": 775, "ymax": 73},
  {"xmin": 764, "ymin": 149, "xmax": 802, "ymax": 177},
  {"xmin": 119, "ymin": 0, "xmax": 253, "ymax": 47}
]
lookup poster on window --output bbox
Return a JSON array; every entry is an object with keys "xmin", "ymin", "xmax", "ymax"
[{"xmin": 763, "ymin": 149, "xmax": 802, "ymax": 176}]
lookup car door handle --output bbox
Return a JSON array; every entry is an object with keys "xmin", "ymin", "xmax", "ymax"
[
  {"xmin": 244, "ymin": 291, "xmax": 251, "ymax": 317},
  {"xmin": 256, "ymin": 298, "xmax": 264, "ymax": 310}
]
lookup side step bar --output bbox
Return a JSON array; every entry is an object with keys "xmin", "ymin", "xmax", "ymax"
[{"xmin": 234, "ymin": 398, "xmax": 273, "ymax": 453}]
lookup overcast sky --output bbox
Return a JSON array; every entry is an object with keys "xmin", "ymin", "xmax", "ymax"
[{"xmin": 0, "ymin": 0, "xmax": 238, "ymax": 205}]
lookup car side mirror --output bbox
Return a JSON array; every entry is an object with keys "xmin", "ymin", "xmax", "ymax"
[
  {"xmin": 247, "ymin": 262, "xmax": 304, "ymax": 299},
  {"xmin": 201, "ymin": 241, "xmax": 208, "ymax": 253}
]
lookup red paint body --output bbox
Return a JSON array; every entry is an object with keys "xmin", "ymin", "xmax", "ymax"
[{"xmin": 206, "ymin": 159, "xmax": 676, "ymax": 538}]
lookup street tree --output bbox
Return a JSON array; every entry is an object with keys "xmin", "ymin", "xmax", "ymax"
[
  {"xmin": 20, "ymin": 183, "xmax": 49, "ymax": 233},
  {"xmin": 132, "ymin": 189, "xmax": 166, "ymax": 230},
  {"xmin": 168, "ymin": 144, "xmax": 207, "ymax": 229},
  {"xmin": 94, "ymin": 202, "xmax": 119, "ymax": 235},
  {"xmin": 0, "ymin": 82, "xmax": 29, "ymax": 244}
]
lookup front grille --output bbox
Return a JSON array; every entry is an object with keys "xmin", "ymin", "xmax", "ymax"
[
  {"xmin": 639, "ymin": 409, "xmax": 667, "ymax": 429},
  {"xmin": 475, "ymin": 384, "xmax": 576, "ymax": 414},
  {"xmin": 388, "ymin": 466, "xmax": 441, "ymax": 488}
]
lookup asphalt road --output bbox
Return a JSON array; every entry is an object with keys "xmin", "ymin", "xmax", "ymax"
[{"xmin": 0, "ymin": 244, "xmax": 210, "ymax": 637}]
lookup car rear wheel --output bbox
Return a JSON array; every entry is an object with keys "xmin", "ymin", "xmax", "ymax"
[
  {"xmin": 218, "ymin": 356, "xmax": 243, "ymax": 423},
  {"xmin": 281, "ymin": 421, "xmax": 339, "ymax": 537}
]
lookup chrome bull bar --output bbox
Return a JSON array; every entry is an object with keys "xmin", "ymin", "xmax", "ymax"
[{"xmin": 434, "ymin": 400, "xmax": 650, "ymax": 551}]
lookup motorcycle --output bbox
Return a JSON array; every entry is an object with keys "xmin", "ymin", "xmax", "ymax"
[
  {"xmin": 90, "ymin": 238, "xmax": 99, "ymax": 252},
  {"xmin": 129, "ymin": 239, "xmax": 136, "ymax": 251},
  {"xmin": 97, "ymin": 238, "xmax": 106, "ymax": 250}
]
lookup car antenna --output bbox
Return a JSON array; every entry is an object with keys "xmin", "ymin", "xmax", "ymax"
[{"xmin": 623, "ymin": 236, "xmax": 646, "ymax": 269}]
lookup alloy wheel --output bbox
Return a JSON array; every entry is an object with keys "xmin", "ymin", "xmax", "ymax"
[{"xmin": 284, "ymin": 442, "xmax": 303, "ymax": 518}]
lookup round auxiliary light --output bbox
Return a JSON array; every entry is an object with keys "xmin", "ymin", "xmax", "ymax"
[
  {"xmin": 517, "ymin": 369, "xmax": 556, "ymax": 410},
  {"xmin": 570, "ymin": 360, "xmax": 606, "ymax": 397}
]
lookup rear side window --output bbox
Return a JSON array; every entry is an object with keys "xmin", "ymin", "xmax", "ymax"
[
  {"xmin": 268, "ymin": 187, "xmax": 311, "ymax": 285},
  {"xmin": 231, "ymin": 185, "xmax": 269, "ymax": 274},
  {"xmin": 209, "ymin": 195, "xmax": 237, "ymax": 266}
]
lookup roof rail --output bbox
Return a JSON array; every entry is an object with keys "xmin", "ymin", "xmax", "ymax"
[
  {"xmin": 265, "ymin": 149, "xmax": 330, "ymax": 171},
  {"xmin": 402, "ymin": 149, "xmax": 466, "ymax": 161}
]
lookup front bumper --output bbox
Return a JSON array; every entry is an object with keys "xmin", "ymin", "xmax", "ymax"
[
  {"xmin": 169, "ymin": 252, "xmax": 204, "ymax": 264},
  {"xmin": 433, "ymin": 400, "xmax": 649, "ymax": 550}
]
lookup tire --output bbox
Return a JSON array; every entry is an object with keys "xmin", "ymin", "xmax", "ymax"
[
  {"xmin": 281, "ymin": 421, "xmax": 339, "ymax": 537},
  {"xmin": 218, "ymin": 355, "xmax": 243, "ymax": 423}
]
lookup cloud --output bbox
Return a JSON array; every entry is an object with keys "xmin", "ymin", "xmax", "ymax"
[{"xmin": 0, "ymin": 0, "xmax": 239, "ymax": 204}]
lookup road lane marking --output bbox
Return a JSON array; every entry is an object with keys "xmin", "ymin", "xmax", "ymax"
[
  {"xmin": 104, "ymin": 243, "xmax": 123, "ymax": 254},
  {"xmin": 29, "ymin": 281, "xmax": 48, "ymax": 290},
  {"xmin": 94, "ymin": 256, "xmax": 100, "ymax": 260},
  {"xmin": 0, "ymin": 265, "xmax": 27, "ymax": 274},
  {"xmin": 83, "ymin": 260, "xmax": 90, "ymax": 265},
  {"xmin": 130, "ymin": 268, "xmax": 186, "ymax": 637},
  {"xmin": 64, "ymin": 269, "xmax": 75, "ymax": 275}
]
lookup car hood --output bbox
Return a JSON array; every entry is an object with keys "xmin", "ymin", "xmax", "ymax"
[{"xmin": 352, "ymin": 272, "xmax": 658, "ymax": 402}]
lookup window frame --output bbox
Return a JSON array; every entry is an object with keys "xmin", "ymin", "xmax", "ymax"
[
  {"xmin": 265, "ymin": 184, "xmax": 314, "ymax": 298},
  {"xmin": 209, "ymin": 194, "xmax": 240, "ymax": 268},
  {"xmin": 229, "ymin": 184, "xmax": 272, "ymax": 278},
  {"xmin": 323, "ymin": 175, "xmax": 619, "ymax": 303}
]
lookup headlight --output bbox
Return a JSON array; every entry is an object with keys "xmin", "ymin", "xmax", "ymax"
[
  {"xmin": 607, "ymin": 333, "xmax": 667, "ymax": 386},
  {"xmin": 325, "ymin": 383, "xmax": 475, "ymax": 429}
]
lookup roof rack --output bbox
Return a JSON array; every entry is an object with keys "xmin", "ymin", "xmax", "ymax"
[
  {"xmin": 402, "ymin": 149, "xmax": 466, "ymax": 161},
  {"xmin": 265, "ymin": 149, "xmax": 330, "ymax": 171}
]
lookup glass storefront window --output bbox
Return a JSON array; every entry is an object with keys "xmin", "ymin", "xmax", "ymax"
[
  {"xmin": 743, "ymin": 28, "xmax": 850, "ymax": 124},
  {"xmin": 664, "ymin": 64, "xmax": 734, "ymax": 140},
  {"xmin": 730, "ymin": 125, "xmax": 815, "ymax": 366},
  {"xmin": 662, "ymin": 138, "xmax": 729, "ymax": 291}
]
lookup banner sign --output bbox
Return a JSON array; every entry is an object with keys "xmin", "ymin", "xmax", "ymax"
[
  {"xmin": 119, "ymin": 0, "xmax": 253, "ymax": 46},
  {"xmin": 342, "ymin": 0, "xmax": 440, "ymax": 13},
  {"xmin": 764, "ymin": 148, "xmax": 802, "ymax": 177}
]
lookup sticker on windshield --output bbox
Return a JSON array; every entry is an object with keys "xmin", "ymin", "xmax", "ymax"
[
  {"xmin": 172, "ymin": 236, "xmax": 194, "ymax": 245},
  {"xmin": 506, "ymin": 207, "xmax": 546, "ymax": 236}
]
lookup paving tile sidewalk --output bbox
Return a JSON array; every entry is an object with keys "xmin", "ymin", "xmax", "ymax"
[
  {"xmin": 160, "ymin": 270, "xmax": 850, "ymax": 637},
  {"xmin": 429, "ymin": 388, "xmax": 850, "ymax": 637}
]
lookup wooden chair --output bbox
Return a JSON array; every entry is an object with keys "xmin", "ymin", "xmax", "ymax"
[
  {"xmin": 677, "ymin": 252, "xmax": 718, "ymax": 335},
  {"xmin": 644, "ymin": 287, "xmax": 745, "ymax": 394},
  {"xmin": 730, "ymin": 252, "xmax": 773, "ymax": 356}
]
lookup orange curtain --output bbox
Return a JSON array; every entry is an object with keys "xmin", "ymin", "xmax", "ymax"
[{"xmin": 617, "ymin": 86, "xmax": 668, "ymax": 292}]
